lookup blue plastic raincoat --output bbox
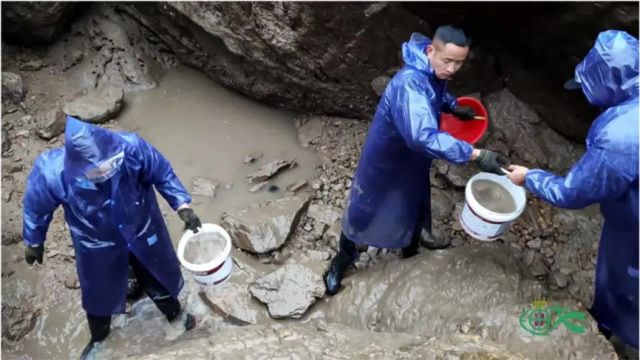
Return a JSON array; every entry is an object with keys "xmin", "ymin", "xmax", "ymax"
[
  {"xmin": 342, "ymin": 33, "xmax": 473, "ymax": 248},
  {"xmin": 23, "ymin": 117, "xmax": 191, "ymax": 316},
  {"xmin": 525, "ymin": 30, "xmax": 639, "ymax": 348}
]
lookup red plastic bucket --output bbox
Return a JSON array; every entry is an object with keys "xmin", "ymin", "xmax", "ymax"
[{"xmin": 440, "ymin": 96, "xmax": 489, "ymax": 144}]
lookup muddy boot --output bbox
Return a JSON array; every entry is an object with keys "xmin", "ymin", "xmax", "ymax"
[
  {"xmin": 324, "ymin": 234, "xmax": 358, "ymax": 296},
  {"xmin": 80, "ymin": 341, "xmax": 103, "ymax": 360},
  {"xmin": 126, "ymin": 266, "xmax": 143, "ymax": 301},
  {"xmin": 401, "ymin": 232, "xmax": 420, "ymax": 258},
  {"xmin": 82, "ymin": 314, "xmax": 110, "ymax": 360}
]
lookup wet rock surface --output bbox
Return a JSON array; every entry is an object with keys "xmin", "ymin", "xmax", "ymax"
[
  {"xmin": 323, "ymin": 243, "xmax": 616, "ymax": 359},
  {"xmin": 1, "ymin": 2, "xmax": 77, "ymax": 45},
  {"xmin": 249, "ymin": 262, "xmax": 325, "ymax": 319},
  {"xmin": 130, "ymin": 322, "xmax": 527, "ymax": 360},
  {"xmin": 221, "ymin": 197, "xmax": 310, "ymax": 254},
  {"xmin": 246, "ymin": 159, "xmax": 293, "ymax": 183},
  {"xmin": 62, "ymin": 86, "xmax": 124, "ymax": 123}
]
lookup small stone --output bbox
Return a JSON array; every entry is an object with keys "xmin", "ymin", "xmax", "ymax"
[
  {"xmin": 523, "ymin": 250, "xmax": 536, "ymax": 266},
  {"xmin": 249, "ymin": 181, "xmax": 268, "ymax": 193},
  {"xmin": 287, "ymin": 179, "xmax": 308, "ymax": 193},
  {"xmin": 192, "ymin": 177, "xmax": 218, "ymax": 197},
  {"xmin": 19, "ymin": 59, "xmax": 44, "ymax": 71},
  {"xmin": 64, "ymin": 274, "xmax": 80, "ymax": 289},
  {"xmin": 303, "ymin": 223, "xmax": 313, "ymax": 232},
  {"xmin": 244, "ymin": 151, "xmax": 263, "ymax": 164},
  {"xmin": 451, "ymin": 237, "xmax": 464, "ymax": 247},
  {"xmin": 530, "ymin": 261, "xmax": 548, "ymax": 277},
  {"xmin": 548, "ymin": 271, "xmax": 568, "ymax": 288},
  {"xmin": 526, "ymin": 238, "xmax": 542, "ymax": 249}
]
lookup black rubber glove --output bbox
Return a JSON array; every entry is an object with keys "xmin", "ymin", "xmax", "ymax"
[
  {"xmin": 178, "ymin": 208, "xmax": 202, "ymax": 233},
  {"xmin": 451, "ymin": 106, "xmax": 476, "ymax": 121},
  {"xmin": 475, "ymin": 150, "xmax": 510, "ymax": 175},
  {"xmin": 25, "ymin": 244, "xmax": 44, "ymax": 265}
]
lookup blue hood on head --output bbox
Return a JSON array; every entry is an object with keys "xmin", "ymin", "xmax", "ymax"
[
  {"xmin": 401, "ymin": 32, "xmax": 436, "ymax": 76},
  {"xmin": 574, "ymin": 30, "xmax": 639, "ymax": 108},
  {"xmin": 63, "ymin": 116, "xmax": 124, "ymax": 180}
]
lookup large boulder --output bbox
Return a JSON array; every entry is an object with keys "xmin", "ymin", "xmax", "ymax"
[
  {"xmin": 1, "ymin": 2, "xmax": 77, "ymax": 45},
  {"xmin": 117, "ymin": 2, "xmax": 429, "ymax": 119},
  {"xmin": 323, "ymin": 243, "xmax": 616, "ymax": 359},
  {"xmin": 62, "ymin": 87, "xmax": 124, "ymax": 123},
  {"xmin": 221, "ymin": 196, "xmax": 310, "ymax": 254}
]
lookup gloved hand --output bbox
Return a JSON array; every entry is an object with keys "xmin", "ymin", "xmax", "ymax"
[
  {"xmin": 178, "ymin": 208, "xmax": 202, "ymax": 233},
  {"xmin": 25, "ymin": 244, "xmax": 44, "ymax": 265},
  {"xmin": 474, "ymin": 150, "xmax": 510, "ymax": 175},
  {"xmin": 451, "ymin": 106, "xmax": 476, "ymax": 121}
]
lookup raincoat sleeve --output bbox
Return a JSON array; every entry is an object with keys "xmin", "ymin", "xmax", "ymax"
[
  {"xmin": 392, "ymin": 78, "xmax": 473, "ymax": 164},
  {"xmin": 441, "ymin": 91, "xmax": 458, "ymax": 113},
  {"xmin": 23, "ymin": 155, "xmax": 61, "ymax": 247},
  {"xmin": 133, "ymin": 135, "xmax": 192, "ymax": 210},
  {"xmin": 525, "ymin": 147, "xmax": 634, "ymax": 209}
]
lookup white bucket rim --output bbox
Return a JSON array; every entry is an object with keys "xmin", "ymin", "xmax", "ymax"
[
  {"xmin": 177, "ymin": 223, "xmax": 232, "ymax": 273},
  {"xmin": 465, "ymin": 172, "xmax": 527, "ymax": 223}
]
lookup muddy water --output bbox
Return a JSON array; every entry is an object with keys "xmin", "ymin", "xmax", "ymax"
[
  {"xmin": 6, "ymin": 66, "xmax": 318, "ymax": 360},
  {"xmin": 118, "ymin": 66, "xmax": 319, "ymax": 243},
  {"xmin": 184, "ymin": 233, "xmax": 226, "ymax": 264},
  {"xmin": 472, "ymin": 179, "xmax": 517, "ymax": 213}
]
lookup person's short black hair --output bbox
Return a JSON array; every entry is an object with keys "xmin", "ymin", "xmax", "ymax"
[{"xmin": 434, "ymin": 25, "xmax": 470, "ymax": 47}]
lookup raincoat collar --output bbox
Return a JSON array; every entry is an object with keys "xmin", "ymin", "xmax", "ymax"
[{"xmin": 402, "ymin": 32, "xmax": 437, "ymax": 78}]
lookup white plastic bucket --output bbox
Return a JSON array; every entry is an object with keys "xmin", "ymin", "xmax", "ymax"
[
  {"xmin": 177, "ymin": 223, "xmax": 233, "ymax": 285},
  {"xmin": 459, "ymin": 172, "xmax": 526, "ymax": 241}
]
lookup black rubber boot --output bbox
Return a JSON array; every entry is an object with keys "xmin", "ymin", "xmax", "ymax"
[
  {"xmin": 324, "ymin": 234, "xmax": 358, "ymax": 296},
  {"xmin": 126, "ymin": 266, "xmax": 143, "ymax": 301},
  {"xmin": 401, "ymin": 231, "xmax": 421, "ymax": 258},
  {"xmin": 81, "ymin": 314, "xmax": 110, "ymax": 360}
]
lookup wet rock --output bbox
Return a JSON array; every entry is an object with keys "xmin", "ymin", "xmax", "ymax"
[
  {"xmin": 286, "ymin": 179, "xmax": 308, "ymax": 193},
  {"xmin": 530, "ymin": 260, "xmax": 548, "ymax": 277},
  {"xmin": 249, "ymin": 181, "xmax": 268, "ymax": 193},
  {"xmin": 19, "ymin": 59, "xmax": 45, "ymax": 72},
  {"xmin": 119, "ymin": 2, "xmax": 427, "ymax": 120},
  {"xmin": 62, "ymin": 49, "xmax": 84, "ymax": 71},
  {"xmin": 434, "ymin": 161, "xmax": 476, "ymax": 188},
  {"xmin": 246, "ymin": 159, "xmax": 292, "ymax": 183},
  {"xmin": 36, "ymin": 109, "xmax": 66, "ymax": 140},
  {"xmin": 62, "ymin": 87, "xmax": 124, "ymax": 123},
  {"xmin": 2, "ymin": 128, "xmax": 11, "ymax": 154},
  {"xmin": 221, "ymin": 197, "xmax": 310, "ymax": 254},
  {"xmin": 431, "ymin": 188, "xmax": 455, "ymax": 222},
  {"xmin": 243, "ymin": 151, "xmax": 263, "ymax": 164},
  {"xmin": 1, "ymin": 200, "xmax": 22, "ymax": 245},
  {"xmin": 522, "ymin": 249, "xmax": 536, "ymax": 266},
  {"xmin": 1, "ymin": 304, "xmax": 40, "ymax": 342},
  {"xmin": 526, "ymin": 238, "xmax": 542, "ymax": 249},
  {"xmin": 3, "ymin": 161, "xmax": 24, "ymax": 174},
  {"xmin": 370, "ymin": 75, "xmax": 390, "ymax": 97},
  {"xmin": 129, "ymin": 323, "xmax": 528, "ymax": 359},
  {"xmin": 548, "ymin": 271, "xmax": 568, "ymax": 289},
  {"xmin": 421, "ymin": 227, "xmax": 450, "ymax": 249},
  {"xmin": 297, "ymin": 116, "xmax": 324, "ymax": 148},
  {"xmin": 64, "ymin": 274, "xmax": 80, "ymax": 289},
  {"xmin": 484, "ymin": 89, "xmax": 547, "ymax": 166},
  {"xmin": 451, "ymin": 236, "xmax": 464, "ymax": 247},
  {"xmin": 199, "ymin": 283, "xmax": 259, "ymax": 326},
  {"xmin": 323, "ymin": 243, "xmax": 616, "ymax": 359},
  {"xmin": 249, "ymin": 263, "xmax": 324, "ymax": 319},
  {"xmin": 2, "ymin": 72, "xmax": 26, "ymax": 105},
  {"xmin": 1, "ymin": 2, "xmax": 77, "ymax": 45},
  {"xmin": 307, "ymin": 203, "xmax": 341, "ymax": 227},
  {"xmin": 192, "ymin": 177, "xmax": 218, "ymax": 197}
]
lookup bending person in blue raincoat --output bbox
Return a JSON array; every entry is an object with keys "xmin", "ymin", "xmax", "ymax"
[
  {"xmin": 22, "ymin": 117, "xmax": 203, "ymax": 358},
  {"xmin": 325, "ymin": 26, "xmax": 510, "ymax": 295},
  {"xmin": 507, "ymin": 30, "xmax": 639, "ymax": 349}
]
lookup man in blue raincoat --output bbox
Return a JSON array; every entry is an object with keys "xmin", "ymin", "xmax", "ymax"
[
  {"xmin": 22, "ymin": 117, "xmax": 203, "ymax": 358},
  {"xmin": 507, "ymin": 30, "xmax": 639, "ymax": 349},
  {"xmin": 324, "ymin": 26, "xmax": 510, "ymax": 295}
]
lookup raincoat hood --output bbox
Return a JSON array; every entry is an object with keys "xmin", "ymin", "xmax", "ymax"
[
  {"xmin": 402, "ymin": 32, "xmax": 436, "ymax": 76},
  {"xmin": 574, "ymin": 30, "xmax": 639, "ymax": 108},
  {"xmin": 64, "ymin": 116, "xmax": 124, "ymax": 181}
]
